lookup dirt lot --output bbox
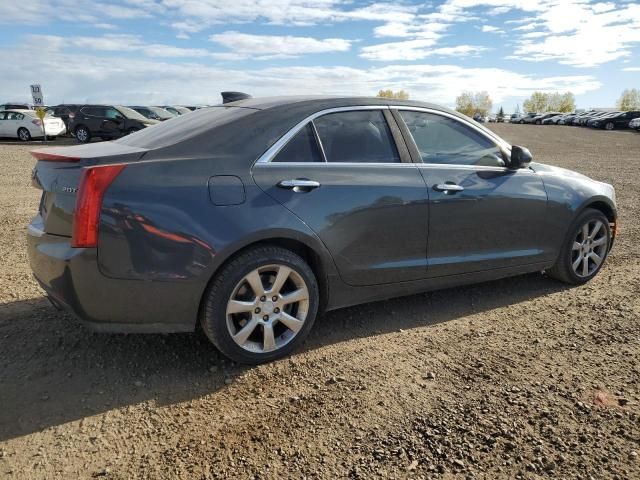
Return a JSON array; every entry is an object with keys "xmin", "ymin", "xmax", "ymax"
[{"xmin": 1, "ymin": 124, "xmax": 639, "ymax": 479}]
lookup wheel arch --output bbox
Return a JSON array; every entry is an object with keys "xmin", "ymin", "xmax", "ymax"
[
  {"xmin": 576, "ymin": 196, "xmax": 617, "ymax": 245},
  {"xmin": 196, "ymin": 233, "xmax": 334, "ymax": 329}
]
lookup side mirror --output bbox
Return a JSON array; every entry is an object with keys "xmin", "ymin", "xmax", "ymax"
[{"xmin": 510, "ymin": 145, "xmax": 533, "ymax": 169}]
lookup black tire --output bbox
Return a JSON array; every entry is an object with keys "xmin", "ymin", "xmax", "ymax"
[
  {"xmin": 546, "ymin": 208, "xmax": 611, "ymax": 285},
  {"xmin": 75, "ymin": 125, "xmax": 91, "ymax": 143},
  {"xmin": 201, "ymin": 245, "xmax": 319, "ymax": 364},
  {"xmin": 17, "ymin": 127, "xmax": 31, "ymax": 142}
]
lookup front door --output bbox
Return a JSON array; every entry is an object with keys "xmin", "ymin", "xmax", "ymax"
[
  {"xmin": 394, "ymin": 108, "xmax": 549, "ymax": 277},
  {"xmin": 252, "ymin": 107, "xmax": 429, "ymax": 286}
]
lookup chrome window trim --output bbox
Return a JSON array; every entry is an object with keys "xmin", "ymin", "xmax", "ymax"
[{"xmin": 255, "ymin": 105, "xmax": 391, "ymax": 165}]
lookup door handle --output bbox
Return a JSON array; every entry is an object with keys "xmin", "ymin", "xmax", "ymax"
[
  {"xmin": 277, "ymin": 179, "xmax": 320, "ymax": 192},
  {"xmin": 433, "ymin": 183, "xmax": 464, "ymax": 193}
]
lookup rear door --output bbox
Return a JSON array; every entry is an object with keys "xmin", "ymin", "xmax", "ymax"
[
  {"xmin": 393, "ymin": 108, "xmax": 549, "ymax": 277},
  {"xmin": 252, "ymin": 106, "xmax": 429, "ymax": 286}
]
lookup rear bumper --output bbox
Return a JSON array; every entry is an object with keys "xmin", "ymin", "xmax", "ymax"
[{"xmin": 26, "ymin": 218, "xmax": 199, "ymax": 333}]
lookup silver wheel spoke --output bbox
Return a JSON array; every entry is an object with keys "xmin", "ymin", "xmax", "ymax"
[
  {"xmin": 279, "ymin": 312, "xmax": 304, "ymax": 333},
  {"xmin": 281, "ymin": 288, "xmax": 308, "ymax": 305},
  {"xmin": 245, "ymin": 270, "xmax": 265, "ymax": 298},
  {"xmin": 572, "ymin": 241, "xmax": 582, "ymax": 251},
  {"xmin": 589, "ymin": 221, "xmax": 603, "ymax": 239},
  {"xmin": 582, "ymin": 257, "xmax": 589, "ymax": 276},
  {"xmin": 233, "ymin": 317, "xmax": 259, "ymax": 345},
  {"xmin": 592, "ymin": 236, "xmax": 607, "ymax": 247},
  {"xmin": 269, "ymin": 266, "xmax": 291, "ymax": 295},
  {"xmin": 582, "ymin": 223, "xmax": 589, "ymax": 241},
  {"xmin": 589, "ymin": 251, "xmax": 603, "ymax": 266},
  {"xmin": 227, "ymin": 299, "xmax": 255, "ymax": 314},
  {"xmin": 263, "ymin": 324, "xmax": 276, "ymax": 351},
  {"xmin": 572, "ymin": 256, "xmax": 582, "ymax": 271}
]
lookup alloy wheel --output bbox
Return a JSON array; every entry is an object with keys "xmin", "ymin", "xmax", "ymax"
[
  {"xmin": 571, "ymin": 220, "xmax": 608, "ymax": 278},
  {"xmin": 76, "ymin": 128, "xmax": 88, "ymax": 142},
  {"xmin": 226, "ymin": 264, "xmax": 310, "ymax": 353},
  {"xmin": 605, "ymin": 122, "xmax": 614, "ymax": 131},
  {"xmin": 18, "ymin": 128, "xmax": 30, "ymax": 141}
]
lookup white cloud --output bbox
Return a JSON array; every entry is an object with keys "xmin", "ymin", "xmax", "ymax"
[
  {"xmin": 0, "ymin": 39, "xmax": 601, "ymax": 107},
  {"xmin": 209, "ymin": 31, "xmax": 352, "ymax": 59},
  {"xmin": 361, "ymin": 39, "xmax": 486, "ymax": 61},
  {"xmin": 481, "ymin": 25, "xmax": 504, "ymax": 33},
  {"xmin": 622, "ymin": 67, "xmax": 640, "ymax": 71}
]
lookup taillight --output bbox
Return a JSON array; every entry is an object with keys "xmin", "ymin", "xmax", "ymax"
[
  {"xmin": 32, "ymin": 119, "xmax": 42, "ymax": 126},
  {"xmin": 31, "ymin": 150, "xmax": 80, "ymax": 162},
  {"xmin": 72, "ymin": 164, "xmax": 126, "ymax": 248}
]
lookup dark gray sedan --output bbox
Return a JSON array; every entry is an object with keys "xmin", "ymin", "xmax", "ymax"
[{"xmin": 27, "ymin": 96, "xmax": 617, "ymax": 363}]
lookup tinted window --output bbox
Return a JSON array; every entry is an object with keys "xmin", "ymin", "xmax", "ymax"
[
  {"xmin": 273, "ymin": 123, "xmax": 323, "ymax": 163},
  {"xmin": 314, "ymin": 110, "xmax": 400, "ymax": 163},
  {"xmin": 82, "ymin": 107, "xmax": 105, "ymax": 116},
  {"xmin": 399, "ymin": 111, "xmax": 505, "ymax": 167}
]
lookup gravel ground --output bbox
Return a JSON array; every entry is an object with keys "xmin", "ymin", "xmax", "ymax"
[{"xmin": 0, "ymin": 124, "xmax": 639, "ymax": 479}]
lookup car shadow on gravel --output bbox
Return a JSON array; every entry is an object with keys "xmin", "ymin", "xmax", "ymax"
[{"xmin": 0, "ymin": 273, "xmax": 568, "ymax": 441}]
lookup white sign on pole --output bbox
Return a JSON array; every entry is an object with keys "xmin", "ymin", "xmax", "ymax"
[{"xmin": 30, "ymin": 84, "xmax": 44, "ymax": 106}]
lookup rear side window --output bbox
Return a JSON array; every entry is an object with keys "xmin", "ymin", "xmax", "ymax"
[
  {"xmin": 314, "ymin": 110, "xmax": 400, "ymax": 163},
  {"xmin": 399, "ymin": 111, "xmax": 505, "ymax": 167},
  {"xmin": 272, "ymin": 123, "xmax": 323, "ymax": 163},
  {"xmin": 82, "ymin": 107, "xmax": 105, "ymax": 116}
]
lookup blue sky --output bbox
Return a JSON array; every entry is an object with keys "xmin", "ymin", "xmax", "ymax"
[{"xmin": 1, "ymin": 0, "xmax": 639, "ymax": 112}]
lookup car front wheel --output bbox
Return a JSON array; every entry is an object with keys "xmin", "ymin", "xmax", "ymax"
[
  {"xmin": 605, "ymin": 122, "xmax": 615, "ymax": 130},
  {"xmin": 201, "ymin": 246, "xmax": 319, "ymax": 364},
  {"xmin": 547, "ymin": 208, "xmax": 611, "ymax": 285}
]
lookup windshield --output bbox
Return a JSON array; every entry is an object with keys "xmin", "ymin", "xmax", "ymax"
[{"xmin": 117, "ymin": 106, "xmax": 149, "ymax": 121}]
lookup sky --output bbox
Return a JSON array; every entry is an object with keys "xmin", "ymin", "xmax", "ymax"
[{"xmin": 0, "ymin": 0, "xmax": 639, "ymax": 112}]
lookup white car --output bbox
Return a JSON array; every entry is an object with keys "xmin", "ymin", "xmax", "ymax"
[{"xmin": 0, "ymin": 109, "xmax": 66, "ymax": 141}]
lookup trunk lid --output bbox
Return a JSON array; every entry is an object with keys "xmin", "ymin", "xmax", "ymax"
[{"xmin": 31, "ymin": 142, "xmax": 147, "ymax": 237}]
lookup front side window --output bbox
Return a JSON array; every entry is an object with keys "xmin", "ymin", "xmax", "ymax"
[
  {"xmin": 272, "ymin": 123, "xmax": 323, "ymax": 163},
  {"xmin": 105, "ymin": 108, "xmax": 121, "ymax": 120},
  {"xmin": 399, "ymin": 110, "xmax": 505, "ymax": 167},
  {"xmin": 313, "ymin": 110, "xmax": 400, "ymax": 163}
]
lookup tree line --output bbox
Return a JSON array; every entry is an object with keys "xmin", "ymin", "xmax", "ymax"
[{"xmin": 376, "ymin": 88, "xmax": 640, "ymax": 115}]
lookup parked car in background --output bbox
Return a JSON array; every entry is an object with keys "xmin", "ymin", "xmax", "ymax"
[
  {"xmin": 541, "ymin": 114, "xmax": 567, "ymax": 125},
  {"xmin": 530, "ymin": 112, "xmax": 561, "ymax": 125},
  {"xmin": 0, "ymin": 109, "xmax": 66, "ymax": 141},
  {"xmin": 27, "ymin": 95, "xmax": 617, "ymax": 364},
  {"xmin": 629, "ymin": 117, "xmax": 640, "ymax": 131},
  {"xmin": 68, "ymin": 105, "xmax": 159, "ymax": 143},
  {"xmin": 576, "ymin": 111, "xmax": 609, "ymax": 126},
  {"xmin": 510, "ymin": 113, "xmax": 522, "ymax": 123},
  {"xmin": 520, "ymin": 112, "xmax": 540, "ymax": 124},
  {"xmin": 590, "ymin": 111, "xmax": 640, "ymax": 130},
  {"xmin": 47, "ymin": 104, "xmax": 81, "ymax": 132},
  {"xmin": 0, "ymin": 102, "xmax": 33, "ymax": 111},
  {"xmin": 129, "ymin": 106, "xmax": 176, "ymax": 121},
  {"xmin": 473, "ymin": 113, "xmax": 487, "ymax": 123},
  {"xmin": 158, "ymin": 105, "xmax": 192, "ymax": 116}
]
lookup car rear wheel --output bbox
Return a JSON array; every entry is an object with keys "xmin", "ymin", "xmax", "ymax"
[
  {"xmin": 547, "ymin": 208, "xmax": 611, "ymax": 285},
  {"xmin": 75, "ymin": 126, "xmax": 91, "ymax": 143},
  {"xmin": 605, "ymin": 122, "xmax": 615, "ymax": 130},
  {"xmin": 17, "ymin": 128, "xmax": 31, "ymax": 142},
  {"xmin": 201, "ymin": 246, "xmax": 319, "ymax": 364},
  {"xmin": 536, "ymin": 120, "xmax": 542, "ymax": 125},
  {"xmin": 519, "ymin": 120, "xmax": 525, "ymax": 124}
]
